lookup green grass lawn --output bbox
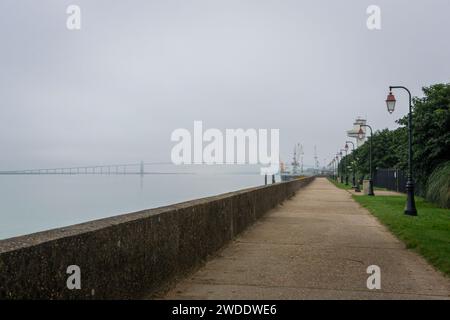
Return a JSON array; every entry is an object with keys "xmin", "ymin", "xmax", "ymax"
[
  {"xmin": 328, "ymin": 177, "xmax": 387, "ymax": 191},
  {"xmin": 354, "ymin": 195, "xmax": 450, "ymax": 277}
]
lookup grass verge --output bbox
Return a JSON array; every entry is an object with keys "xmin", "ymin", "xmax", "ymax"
[
  {"xmin": 327, "ymin": 177, "xmax": 353, "ymax": 190},
  {"xmin": 353, "ymin": 194, "xmax": 450, "ymax": 277}
]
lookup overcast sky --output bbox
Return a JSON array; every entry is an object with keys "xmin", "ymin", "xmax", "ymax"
[{"xmin": 0, "ymin": 0, "xmax": 449, "ymax": 170}]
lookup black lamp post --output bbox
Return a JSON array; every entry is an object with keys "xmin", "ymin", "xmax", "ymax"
[
  {"xmin": 386, "ymin": 86, "xmax": 418, "ymax": 216},
  {"xmin": 343, "ymin": 147, "xmax": 349, "ymax": 185},
  {"xmin": 331, "ymin": 157, "xmax": 336, "ymax": 180},
  {"xmin": 353, "ymin": 158, "xmax": 361, "ymax": 193},
  {"xmin": 331, "ymin": 159, "xmax": 334, "ymax": 180},
  {"xmin": 339, "ymin": 151, "xmax": 345, "ymax": 183},
  {"xmin": 340, "ymin": 149, "xmax": 348, "ymax": 185},
  {"xmin": 336, "ymin": 153, "xmax": 342, "ymax": 182},
  {"xmin": 345, "ymin": 141, "xmax": 356, "ymax": 188},
  {"xmin": 358, "ymin": 124, "xmax": 375, "ymax": 196},
  {"xmin": 334, "ymin": 155, "xmax": 339, "ymax": 181}
]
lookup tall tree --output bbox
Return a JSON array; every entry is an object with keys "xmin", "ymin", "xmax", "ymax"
[{"xmin": 398, "ymin": 83, "xmax": 450, "ymax": 190}]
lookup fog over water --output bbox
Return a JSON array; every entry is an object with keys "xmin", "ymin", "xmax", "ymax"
[
  {"xmin": 0, "ymin": 1, "xmax": 449, "ymax": 238},
  {"xmin": 1, "ymin": 1, "xmax": 449, "ymax": 169},
  {"xmin": 0, "ymin": 166, "xmax": 266, "ymax": 240}
]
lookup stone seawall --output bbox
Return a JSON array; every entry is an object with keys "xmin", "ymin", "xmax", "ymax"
[{"xmin": 0, "ymin": 177, "xmax": 314, "ymax": 299}]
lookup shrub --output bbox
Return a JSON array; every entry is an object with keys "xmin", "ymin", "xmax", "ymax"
[{"xmin": 426, "ymin": 161, "xmax": 450, "ymax": 208}]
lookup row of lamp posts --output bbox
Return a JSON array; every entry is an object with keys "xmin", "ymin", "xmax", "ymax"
[{"xmin": 329, "ymin": 86, "xmax": 417, "ymax": 216}]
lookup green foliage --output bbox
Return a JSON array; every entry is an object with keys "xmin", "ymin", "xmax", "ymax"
[
  {"xmin": 426, "ymin": 161, "xmax": 450, "ymax": 208},
  {"xmin": 354, "ymin": 195, "xmax": 450, "ymax": 276},
  {"xmin": 341, "ymin": 83, "xmax": 450, "ymax": 204},
  {"xmin": 344, "ymin": 127, "xmax": 407, "ymax": 179},
  {"xmin": 399, "ymin": 83, "xmax": 450, "ymax": 190}
]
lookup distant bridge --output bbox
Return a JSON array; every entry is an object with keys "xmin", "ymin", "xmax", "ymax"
[
  {"xmin": 0, "ymin": 162, "xmax": 178, "ymax": 175},
  {"xmin": 0, "ymin": 161, "xmax": 319, "ymax": 176}
]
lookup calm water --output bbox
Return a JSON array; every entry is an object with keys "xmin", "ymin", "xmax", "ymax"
[{"xmin": 0, "ymin": 170, "xmax": 268, "ymax": 240}]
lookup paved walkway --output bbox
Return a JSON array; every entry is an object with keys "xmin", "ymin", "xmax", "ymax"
[{"xmin": 164, "ymin": 178, "xmax": 450, "ymax": 300}]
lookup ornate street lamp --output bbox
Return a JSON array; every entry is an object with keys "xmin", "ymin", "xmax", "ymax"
[
  {"xmin": 345, "ymin": 140, "xmax": 358, "ymax": 190},
  {"xmin": 332, "ymin": 158, "xmax": 335, "ymax": 180},
  {"xmin": 336, "ymin": 153, "xmax": 343, "ymax": 183},
  {"xmin": 358, "ymin": 125, "xmax": 375, "ymax": 196},
  {"xmin": 386, "ymin": 86, "xmax": 417, "ymax": 216},
  {"xmin": 332, "ymin": 158, "xmax": 337, "ymax": 180},
  {"xmin": 339, "ymin": 150, "xmax": 346, "ymax": 183},
  {"xmin": 357, "ymin": 127, "xmax": 365, "ymax": 140},
  {"xmin": 335, "ymin": 155, "xmax": 339, "ymax": 180},
  {"xmin": 340, "ymin": 149, "xmax": 348, "ymax": 185},
  {"xmin": 386, "ymin": 91, "xmax": 396, "ymax": 114},
  {"xmin": 342, "ymin": 146, "xmax": 349, "ymax": 185}
]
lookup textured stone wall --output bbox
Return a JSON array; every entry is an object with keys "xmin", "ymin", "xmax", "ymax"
[{"xmin": 0, "ymin": 177, "xmax": 314, "ymax": 299}]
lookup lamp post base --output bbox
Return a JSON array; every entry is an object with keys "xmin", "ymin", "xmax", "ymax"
[
  {"xmin": 368, "ymin": 179, "xmax": 375, "ymax": 196},
  {"xmin": 404, "ymin": 180, "xmax": 418, "ymax": 216}
]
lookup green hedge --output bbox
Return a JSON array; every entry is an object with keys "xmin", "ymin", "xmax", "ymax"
[{"xmin": 426, "ymin": 161, "xmax": 450, "ymax": 208}]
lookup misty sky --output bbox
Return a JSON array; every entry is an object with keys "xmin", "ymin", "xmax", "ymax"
[{"xmin": 0, "ymin": 0, "xmax": 449, "ymax": 170}]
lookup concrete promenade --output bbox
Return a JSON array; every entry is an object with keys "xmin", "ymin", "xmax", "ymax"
[{"xmin": 164, "ymin": 178, "xmax": 450, "ymax": 299}]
